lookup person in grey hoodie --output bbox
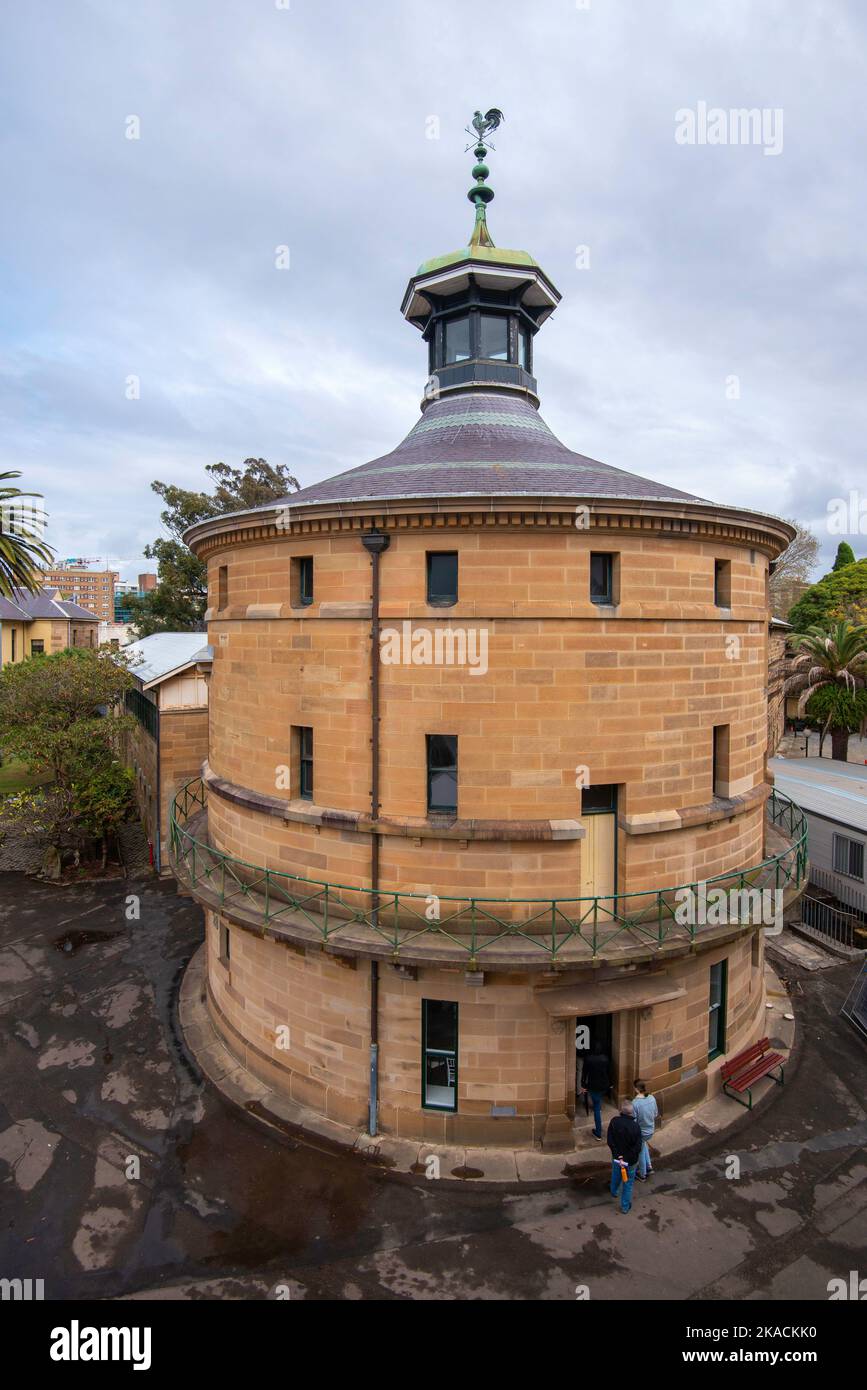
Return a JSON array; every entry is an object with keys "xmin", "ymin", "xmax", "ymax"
[{"xmin": 632, "ymin": 1078, "xmax": 658, "ymax": 1179}]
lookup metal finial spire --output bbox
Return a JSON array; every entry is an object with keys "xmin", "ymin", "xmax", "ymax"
[{"xmin": 465, "ymin": 108, "xmax": 504, "ymax": 248}]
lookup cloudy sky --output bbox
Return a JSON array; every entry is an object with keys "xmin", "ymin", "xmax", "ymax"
[{"xmin": 1, "ymin": 0, "xmax": 864, "ymax": 581}]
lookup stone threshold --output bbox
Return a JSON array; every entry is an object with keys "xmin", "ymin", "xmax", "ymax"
[{"xmin": 179, "ymin": 945, "xmax": 795, "ymax": 1190}]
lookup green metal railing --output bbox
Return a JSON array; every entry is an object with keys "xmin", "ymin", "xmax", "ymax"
[{"xmin": 170, "ymin": 778, "xmax": 807, "ymax": 965}]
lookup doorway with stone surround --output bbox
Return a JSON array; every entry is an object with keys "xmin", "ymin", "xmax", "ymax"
[{"xmin": 574, "ymin": 1011, "xmax": 615, "ymax": 1134}]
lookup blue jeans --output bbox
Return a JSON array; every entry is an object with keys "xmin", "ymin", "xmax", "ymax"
[
  {"xmin": 610, "ymin": 1159, "xmax": 638, "ymax": 1212},
  {"xmin": 588, "ymin": 1091, "xmax": 605, "ymax": 1137},
  {"xmin": 638, "ymin": 1137, "xmax": 653, "ymax": 1177}
]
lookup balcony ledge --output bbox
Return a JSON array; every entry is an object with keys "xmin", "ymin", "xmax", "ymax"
[
  {"xmin": 171, "ymin": 779, "xmax": 807, "ymax": 970},
  {"xmin": 203, "ymin": 764, "xmax": 583, "ymax": 842}
]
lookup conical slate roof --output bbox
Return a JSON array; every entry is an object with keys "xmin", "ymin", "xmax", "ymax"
[{"xmin": 279, "ymin": 391, "xmax": 708, "ymax": 509}]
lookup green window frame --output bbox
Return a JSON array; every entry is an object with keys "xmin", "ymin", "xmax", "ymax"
[
  {"xmin": 298, "ymin": 726, "xmax": 313, "ymax": 801},
  {"xmin": 708, "ymin": 960, "xmax": 727, "ymax": 1060},
  {"xmin": 590, "ymin": 553, "xmax": 614, "ymax": 605},
  {"xmin": 426, "ymin": 551, "xmax": 458, "ymax": 606},
  {"xmin": 299, "ymin": 556, "xmax": 313, "ymax": 606},
  {"xmin": 125, "ymin": 686, "xmax": 159, "ymax": 740},
  {"xmin": 421, "ymin": 999, "xmax": 458, "ymax": 1112},
  {"xmin": 426, "ymin": 734, "xmax": 457, "ymax": 815}
]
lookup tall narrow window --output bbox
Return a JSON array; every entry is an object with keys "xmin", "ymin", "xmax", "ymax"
[
  {"xmin": 590, "ymin": 553, "xmax": 614, "ymax": 605},
  {"xmin": 712, "ymin": 724, "xmax": 731, "ymax": 798},
  {"xmin": 444, "ymin": 316, "xmax": 471, "ymax": 364},
  {"xmin": 708, "ymin": 960, "xmax": 727, "ymax": 1059},
  {"xmin": 219, "ymin": 919, "xmax": 230, "ymax": 965},
  {"xmin": 217, "ymin": 565, "xmax": 228, "ymax": 611},
  {"xmin": 292, "ymin": 556, "xmax": 314, "ymax": 607},
  {"xmin": 427, "ymin": 734, "xmax": 457, "ymax": 815},
  {"xmin": 519, "ymin": 325, "xmax": 532, "ymax": 371},
  {"xmin": 422, "ymin": 999, "xmax": 458, "ymax": 1111},
  {"xmin": 293, "ymin": 725, "xmax": 313, "ymax": 801},
  {"xmin": 478, "ymin": 313, "xmax": 509, "ymax": 361},
  {"xmin": 714, "ymin": 559, "xmax": 732, "ymax": 607},
  {"xmin": 426, "ymin": 551, "xmax": 458, "ymax": 606}
]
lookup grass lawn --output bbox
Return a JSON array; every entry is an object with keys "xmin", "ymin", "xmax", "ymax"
[{"xmin": 0, "ymin": 758, "xmax": 52, "ymax": 796}]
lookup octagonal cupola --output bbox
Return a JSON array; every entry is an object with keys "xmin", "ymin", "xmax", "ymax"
[{"xmin": 400, "ymin": 108, "xmax": 561, "ymax": 406}]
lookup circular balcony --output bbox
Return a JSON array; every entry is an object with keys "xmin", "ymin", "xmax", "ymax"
[{"xmin": 170, "ymin": 778, "xmax": 807, "ymax": 970}]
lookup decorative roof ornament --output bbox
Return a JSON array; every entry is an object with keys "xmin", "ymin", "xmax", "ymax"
[{"xmin": 465, "ymin": 108, "xmax": 504, "ymax": 249}]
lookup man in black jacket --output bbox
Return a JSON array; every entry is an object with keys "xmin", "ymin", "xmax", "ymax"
[
  {"xmin": 580, "ymin": 1047, "xmax": 610, "ymax": 1140},
  {"xmin": 607, "ymin": 1101, "xmax": 643, "ymax": 1214}
]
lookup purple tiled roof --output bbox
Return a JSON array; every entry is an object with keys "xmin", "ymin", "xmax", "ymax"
[
  {"xmin": 0, "ymin": 588, "xmax": 99, "ymax": 621},
  {"xmin": 275, "ymin": 392, "xmax": 709, "ymax": 509}
]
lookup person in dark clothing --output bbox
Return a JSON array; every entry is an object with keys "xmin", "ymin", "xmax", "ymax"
[
  {"xmin": 607, "ymin": 1101, "xmax": 643, "ymax": 1213},
  {"xmin": 580, "ymin": 1048, "xmax": 610, "ymax": 1140}
]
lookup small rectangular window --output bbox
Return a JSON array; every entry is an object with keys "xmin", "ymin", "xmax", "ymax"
[
  {"xmin": 422, "ymin": 999, "xmax": 458, "ymax": 1111},
  {"xmin": 590, "ymin": 553, "xmax": 614, "ymax": 605},
  {"xmin": 581, "ymin": 784, "xmax": 617, "ymax": 815},
  {"xmin": 426, "ymin": 551, "xmax": 458, "ymax": 606},
  {"xmin": 714, "ymin": 559, "xmax": 732, "ymax": 607},
  {"xmin": 833, "ymin": 834, "xmax": 865, "ymax": 881},
  {"xmin": 217, "ymin": 565, "xmax": 228, "ymax": 611},
  {"xmin": 427, "ymin": 734, "xmax": 457, "ymax": 815},
  {"xmin": 294, "ymin": 725, "xmax": 313, "ymax": 801},
  {"xmin": 478, "ymin": 313, "xmax": 509, "ymax": 361},
  {"xmin": 292, "ymin": 556, "xmax": 314, "ymax": 607},
  {"xmin": 708, "ymin": 960, "xmax": 727, "ymax": 1059},
  {"xmin": 444, "ymin": 317, "xmax": 471, "ymax": 364},
  {"xmin": 219, "ymin": 919, "xmax": 230, "ymax": 965},
  {"xmin": 712, "ymin": 724, "xmax": 730, "ymax": 798},
  {"xmin": 30, "ymin": 640, "xmax": 45, "ymax": 655}
]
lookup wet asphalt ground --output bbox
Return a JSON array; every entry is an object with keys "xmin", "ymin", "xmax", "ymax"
[{"xmin": 0, "ymin": 872, "xmax": 864, "ymax": 1301}]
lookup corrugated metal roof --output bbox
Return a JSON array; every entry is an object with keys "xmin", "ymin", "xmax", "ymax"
[
  {"xmin": 124, "ymin": 632, "xmax": 212, "ymax": 686},
  {"xmin": 769, "ymin": 757, "xmax": 867, "ymax": 835}
]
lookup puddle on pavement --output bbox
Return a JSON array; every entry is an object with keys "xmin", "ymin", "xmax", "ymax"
[
  {"xmin": 53, "ymin": 929, "xmax": 122, "ymax": 955},
  {"xmin": 169, "ymin": 1101, "xmax": 398, "ymax": 1270}
]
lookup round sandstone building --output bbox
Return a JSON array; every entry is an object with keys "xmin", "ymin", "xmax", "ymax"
[{"xmin": 174, "ymin": 134, "xmax": 803, "ymax": 1150}]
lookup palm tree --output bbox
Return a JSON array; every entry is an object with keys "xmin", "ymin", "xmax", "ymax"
[
  {"xmin": 0, "ymin": 472, "xmax": 53, "ymax": 597},
  {"xmin": 785, "ymin": 620, "xmax": 867, "ymax": 761}
]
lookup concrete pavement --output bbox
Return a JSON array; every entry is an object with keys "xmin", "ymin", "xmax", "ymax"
[{"xmin": 0, "ymin": 871, "xmax": 864, "ymax": 1301}]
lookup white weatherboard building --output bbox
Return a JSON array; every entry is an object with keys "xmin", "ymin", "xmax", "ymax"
[{"xmin": 770, "ymin": 757, "xmax": 867, "ymax": 912}]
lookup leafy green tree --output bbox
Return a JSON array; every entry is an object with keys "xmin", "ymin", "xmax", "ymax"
[
  {"xmin": 72, "ymin": 761, "xmax": 136, "ymax": 870},
  {"xmin": 127, "ymin": 458, "xmax": 300, "ymax": 635},
  {"xmin": 787, "ymin": 558, "xmax": 867, "ymax": 632},
  {"xmin": 0, "ymin": 648, "xmax": 134, "ymax": 873},
  {"xmin": 832, "ymin": 540, "xmax": 857, "ymax": 570},
  {"xmin": 785, "ymin": 620, "xmax": 867, "ymax": 761},
  {"xmin": 0, "ymin": 471, "xmax": 54, "ymax": 596}
]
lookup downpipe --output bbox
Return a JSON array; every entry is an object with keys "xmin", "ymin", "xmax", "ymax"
[{"xmin": 361, "ymin": 529, "xmax": 390, "ymax": 1136}]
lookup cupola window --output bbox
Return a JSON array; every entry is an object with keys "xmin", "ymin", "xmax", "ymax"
[
  {"xmin": 444, "ymin": 316, "xmax": 471, "ymax": 364},
  {"xmin": 478, "ymin": 313, "xmax": 509, "ymax": 361},
  {"xmin": 519, "ymin": 325, "xmax": 532, "ymax": 371}
]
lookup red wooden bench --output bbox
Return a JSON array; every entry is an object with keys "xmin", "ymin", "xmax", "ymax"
[{"xmin": 721, "ymin": 1037, "xmax": 785, "ymax": 1110}]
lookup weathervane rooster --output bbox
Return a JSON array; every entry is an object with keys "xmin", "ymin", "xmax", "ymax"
[{"xmin": 465, "ymin": 108, "xmax": 504, "ymax": 248}]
